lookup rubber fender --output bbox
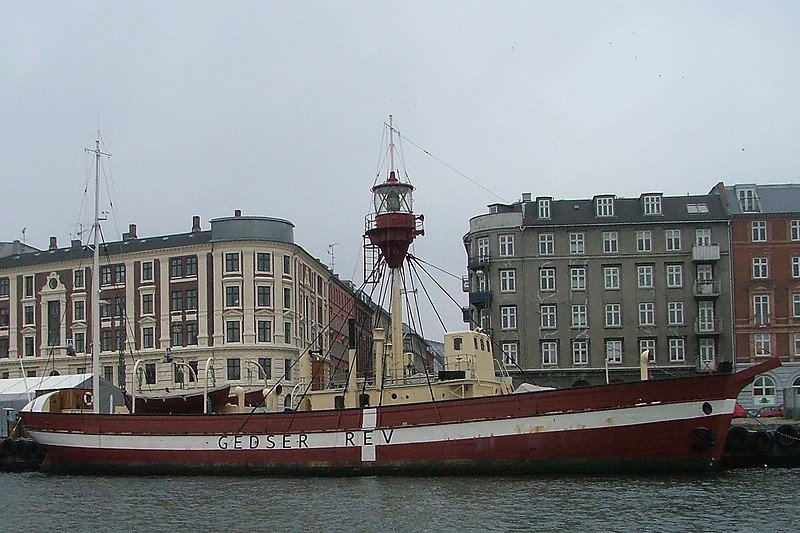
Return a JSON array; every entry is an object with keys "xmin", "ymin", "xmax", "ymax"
[
  {"xmin": 0, "ymin": 438, "xmax": 12, "ymax": 456},
  {"xmin": 14, "ymin": 439, "xmax": 26, "ymax": 455},
  {"xmin": 751, "ymin": 429, "xmax": 773, "ymax": 453},
  {"xmin": 30, "ymin": 440, "xmax": 44, "ymax": 459},
  {"xmin": 691, "ymin": 427, "xmax": 716, "ymax": 450},
  {"xmin": 725, "ymin": 426, "xmax": 750, "ymax": 451},
  {"xmin": 774, "ymin": 425, "xmax": 798, "ymax": 449},
  {"xmin": 21, "ymin": 439, "xmax": 33, "ymax": 458}
]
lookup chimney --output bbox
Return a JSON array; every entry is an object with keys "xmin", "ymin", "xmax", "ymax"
[
  {"xmin": 123, "ymin": 224, "xmax": 137, "ymax": 240},
  {"xmin": 71, "ymin": 239, "xmax": 82, "ymax": 249},
  {"xmin": 192, "ymin": 215, "xmax": 201, "ymax": 232},
  {"xmin": 234, "ymin": 209, "xmax": 242, "ymax": 218},
  {"xmin": 521, "ymin": 193, "xmax": 532, "ymax": 202},
  {"xmin": 49, "ymin": 236, "xmax": 58, "ymax": 250}
]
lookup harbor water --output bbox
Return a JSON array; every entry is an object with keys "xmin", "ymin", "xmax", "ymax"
[{"xmin": 1, "ymin": 469, "xmax": 797, "ymax": 532}]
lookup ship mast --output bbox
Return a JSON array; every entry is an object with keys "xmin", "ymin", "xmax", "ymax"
[
  {"xmin": 365, "ymin": 116, "xmax": 423, "ymax": 385},
  {"xmin": 87, "ymin": 136, "xmax": 110, "ymax": 414}
]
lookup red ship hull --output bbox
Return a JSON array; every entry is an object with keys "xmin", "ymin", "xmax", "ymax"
[{"xmin": 21, "ymin": 359, "xmax": 777, "ymax": 475}]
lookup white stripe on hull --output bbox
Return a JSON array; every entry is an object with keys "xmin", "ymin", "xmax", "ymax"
[{"xmin": 29, "ymin": 399, "xmax": 733, "ymax": 452}]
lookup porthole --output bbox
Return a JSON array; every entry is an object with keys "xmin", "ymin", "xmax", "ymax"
[{"xmin": 702, "ymin": 402, "xmax": 713, "ymax": 415}]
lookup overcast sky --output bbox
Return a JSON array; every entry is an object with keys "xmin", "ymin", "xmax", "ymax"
[{"xmin": 2, "ymin": 1, "xmax": 799, "ymax": 334}]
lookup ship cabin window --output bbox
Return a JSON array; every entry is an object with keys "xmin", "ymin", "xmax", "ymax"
[
  {"xmin": 359, "ymin": 393, "xmax": 371, "ymax": 407},
  {"xmin": 480, "ymin": 338, "xmax": 485, "ymax": 351},
  {"xmin": 334, "ymin": 395, "xmax": 345, "ymax": 410},
  {"xmin": 453, "ymin": 337, "xmax": 462, "ymax": 350},
  {"xmin": 374, "ymin": 182, "xmax": 413, "ymax": 214}
]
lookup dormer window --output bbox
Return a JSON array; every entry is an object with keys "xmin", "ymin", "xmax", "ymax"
[
  {"xmin": 537, "ymin": 198, "xmax": 551, "ymax": 219},
  {"xmin": 737, "ymin": 188, "xmax": 759, "ymax": 212},
  {"xmin": 642, "ymin": 194, "xmax": 662, "ymax": 215},
  {"xmin": 595, "ymin": 196, "xmax": 614, "ymax": 217},
  {"xmin": 686, "ymin": 203, "xmax": 709, "ymax": 214}
]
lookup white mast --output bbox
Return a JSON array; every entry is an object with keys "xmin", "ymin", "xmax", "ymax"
[{"xmin": 88, "ymin": 136, "xmax": 109, "ymax": 414}]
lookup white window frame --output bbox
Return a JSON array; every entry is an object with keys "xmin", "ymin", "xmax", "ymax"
[
  {"xmin": 751, "ymin": 220, "xmax": 767, "ymax": 242},
  {"xmin": 794, "ymin": 332, "xmax": 800, "ymax": 356},
  {"xmin": 753, "ymin": 375, "xmax": 776, "ymax": 405},
  {"xmin": 792, "ymin": 256, "xmax": 800, "ymax": 278},
  {"xmin": 695, "ymin": 228, "xmax": 712, "ymax": 246},
  {"xmin": 643, "ymin": 195, "xmax": 662, "ymax": 215},
  {"xmin": 541, "ymin": 341, "xmax": 558, "ymax": 366},
  {"xmin": 498, "ymin": 234, "xmax": 515, "ymax": 257},
  {"xmin": 569, "ymin": 232, "xmax": 585, "ymax": 254},
  {"xmin": 538, "ymin": 199, "xmax": 551, "ymax": 219},
  {"xmin": 604, "ymin": 266, "xmax": 620, "ymax": 290},
  {"xmin": 666, "ymin": 264, "xmax": 683, "ymax": 288},
  {"xmin": 638, "ymin": 302, "xmax": 655, "ymax": 326},
  {"xmin": 571, "ymin": 304, "xmax": 587, "ymax": 328},
  {"xmin": 500, "ymin": 305, "xmax": 517, "ymax": 330},
  {"xmin": 754, "ymin": 333, "xmax": 771, "ymax": 357},
  {"xmin": 605, "ymin": 303, "xmax": 621, "ymax": 327},
  {"xmin": 667, "ymin": 301, "xmax": 684, "ymax": 326},
  {"xmin": 477, "ymin": 237, "xmax": 490, "ymax": 259},
  {"xmin": 605, "ymin": 339, "xmax": 622, "ymax": 364},
  {"xmin": 791, "ymin": 220, "xmax": 800, "ymax": 241},
  {"xmin": 636, "ymin": 230, "xmax": 652, "ymax": 253},
  {"xmin": 596, "ymin": 196, "xmax": 614, "ymax": 217},
  {"xmin": 539, "ymin": 233, "xmax": 554, "ymax": 255},
  {"xmin": 669, "ymin": 338, "xmax": 685, "ymax": 362},
  {"xmin": 501, "ymin": 342, "xmax": 518, "ymax": 365},
  {"xmin": 637, "ymin": 265, "xmax": 654, "ymax": 288},
  {"xmin": 752, "ymin": 257, "xmax": 769, "ymax": 279},
  {"xmin": 570, "ymin": 267, "xmax": 586, "ymax": 291},
  {"xmin": 572, "ymin": 339, "xmax": 589, "ymax": 365},
  {"xmin": 539, "ymin": 267, "xmax": 556, "ymax": 292},
  {"xmin": 792, "ymin": 293, "xmax": 800, "ymax": 318},
  {"xmin": 499, "ymin": 269, "xmax": 516, "ymax": 293},
  {"xmin": 738, "ymin": 188, "xmax": 758, "ymax": 212},
  {"xmin": 602, "ymin": 232, "xmax": 619, "ymax": 253},
  {"xmin": 665, "ymin": 229, "xmax": 682, "ymax": 251},
  {"xmin": 639, "ymin": 338, "xmax": 656, "ymax": 362},
  {"xmin": 540, "ymin": 304, "xmax": 557, "ymax": 329},
  {"xmin": 753, "ymin": 294, "xmax": 770, "ymax": 325}
]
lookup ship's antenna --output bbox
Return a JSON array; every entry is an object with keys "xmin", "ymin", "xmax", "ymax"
[
  {"xmin": 388, "ymin": 114, "xmax": 395, "ymax": 176},
  {"xmin": 327, "ymin": 242, "xmax": 339, "ymax": 273},
  {"xmin": 21, "ymin": 227, "xmax": 26, "ymax": 244}
]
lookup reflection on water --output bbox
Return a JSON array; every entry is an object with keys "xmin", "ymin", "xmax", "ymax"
[{"xmin": 1, "ymin": 469, "xmax": 796, "ymax": 532}]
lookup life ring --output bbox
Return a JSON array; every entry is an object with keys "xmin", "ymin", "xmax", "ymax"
[{"xmin": 83, "ymin": 391, "xmax": 93, "ymax": 407}]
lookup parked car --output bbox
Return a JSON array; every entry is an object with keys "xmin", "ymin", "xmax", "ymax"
[{"xmin": 756, "ymin": 405, "xmax": 784, "ymax": 418}]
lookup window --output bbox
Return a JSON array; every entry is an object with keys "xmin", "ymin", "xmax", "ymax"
[
  {"xmin": 283, "ymin": 255, "xmax": 292, "ymax": 276},
  {"xmin": 605, "ymin": 304, "xmax": 621, "ymax": 327},
  {"xmin": 753, "ymin": 295, "xmax": 770, "ymax": 326},
  {"xmin": 171, "ymin": 291, "xmax": 183, "ymax": 311},
  {"xmin": 687, "ymin": 203, "xmax": 709, "ymax": 214},
  {"xmin": 284, "ymin": 321, "xmax": 292, "ymax": 343},
  {"xmin": 794, "ymin": 332, "xmax": 800, "ymax": 356},
  {"xmin": 171, "ymin": 324, "xmax": 183, "ymax": 346},
  {"xmin": 100, "ymin": 330, "xmax": 112, "ymax": 352},
  {"xmin": 475, "ymin": 271, "xmax": 488, "ymax": 292},
  {"xmin": 738, "ymin": 188, "xmax": 758, "ymax": 212},
  {"xmin": 754, "ymin": 333, "xmax": 771, "ymax": 357},
  {"xmin": 0, "ymin": 277, "xmax": 8, "ymax": 298},
  {"xmin": 751, "ymin": 220, "xmax": 767, "ymax": 242},
  {"xmin": 602, "ymin": 232, "xmax": 618, "ymax": 253},
  {"xmin": 666, "ymin": 264, "xmax": 683, "ymax": 288},
  {"xmin": 501, "ymin": 305, "xmax": 517, "ymax": 330},
  {"xmin": 501, "ymin": 342, "xmax": 518, "ymax": 366},
  {"xmin": 699, "ymin": 338, "xmax": 716, "ymax": 367},
  {"xmin": 541, "ymin": 341, "xmax": 558, "ymax": 366},
  {"xmin": 638, "ymin": 302, "xmax": 655, "ymax": 326},
  {"xmin": 571, "ymin": 305, "xmax": 587, "ymax": 328},
  {"xmin": 284, "ymin": 359, "xmax": 292, "ymax": 381},
  {"xmin": 604, "ymin": 266, "xmax": 620, "ymax": 289},
  {"xmin": 668, "ymin": 302, "xmax": 684, "ymax": 325},
  {"xmin": 186, "ymin": 289, "xmax": 198, "ymax": 311},
  {"xmin": 477, "ymin": 237, "xmax": 490, "ymax": 259},
  {"xmin": 695, "ymin": 228, "xmax": 712, "ymax": 246},
  {"xmin": 538, "ymin": 198, "xmax": 551, "ymax": 219},
  {"xmin": 142, "ymin": 293, "xmax": 154, "ymax": 315},
  {"xmin": 791, "ymin": 220, "xmax": 800, "ymax": 241},
  {"xmin": 23, "ymin": 305, "xmax": 34, "ymax": 326},
  {"xmin": 170, "ymin": 258, "xmax": 183, "ymax": 278},
  {"xmin": 74, "ymin": 300, "xmax": 85, "ymax": 321},
  {"xmin": 24, "ymin": 336, "xmax": 34, "ymax": 357},
  {"xmin": 258, "ymin": 357, "xmax": 272, "ymax": 380},
  {"xmin": 24, "ymin": 275, "xmax": 34, "ymax": 297},
  {"xmin": 540, "ymin": 304, "xmax": 557, "ymax": 329},
  {"xmin": 499, "ymin": 269, "xmax": 516, "ymax": 292},
  {"xmin": 225, "ymin": 286, "xmax": 240, "ymax": 308},
  {"xmin": 792, "ymin": 257, "xmax": 800, "ymax": 278},
  {"xmin": 636, "ymin": 231, "xmax": 652, "ymax": 252},
  {"xmin": 186, "ymin": 323, "xmax": 198, "ymax": 345},
  {"xmin": 185, "ymin": 256, "xmax": 197, "ymax": 277},
  {"xmin": 643, "ymin": 194, "xmax": 662, "ymax": 215},
  {"xmin": 225, "ymin": 252, "xmax": 240, "ymax": 273},
  {"xmin": 99, "ymin": 300, "xmax": 111, "ymax": 318},
  {"xmin": 499, "ymin": 234, "xmax": 515, "ymax": 257},
  {"xmin": 665, "ymin": 229, "xmax": 682, "ymax": 251},
  {"xmin": 539, "ymin": 268, "xmax": 556, "ymax": 291},
  {"xmin": 257, "ymin": 252, "xmax": 272, "ymax": 273},
  {"xmin": 113, "ymin": 264, "xmax": 125, "ymax": 284},
  {"xmin": 0, "ymin": 308, "xmax": 8, "ymax": 327},
  {"xmin": 144, "ymin": 363, "xmax": 156, "ymax": 384},
  {"xmin": 596, "ymin": 196, "xmax": 614, "ymax": 217},
  {"xmin": 188, "ymin": 361, "xmax": 199, "ymax": 382},
  {"xmin": 141, "ymin": 261, "xmax": 153, "ymax": 282},
  {"xmin": 669, "ymin": 338, "xmax": 685, "ymax": 362},
  {"xmin": 283, "ymin": 287, "xmax": 291, "ymax": 309},
  {"xmin": 639, "ymin": 338, "xmax": 656, "ymax": 362},
  {"xmin": 76, "ymin": 331, "xmax": 88, "ymax": 353},
  {"xmin": 569, "ymin": 232, "xmax": 585, "ymax": 254},
  {"xmin": 227, "ymin": 358, "xmax": 241, "ymax": 380},
  {"xmin": 226, "ymin": 320, "xmax": 241, "ymax": 343},
  {"xmin": 572, "ymin": 339, "xmax": 589, "ymax": 365},
  {"xmin": 792, "ymin": 294, "xmax": 800, "ymax": 318},
  {"xmin": 142, "ymin": 327, "xmax": 155, "ymax": 349},
  {"xmin": 257, "ymin": 320, "xmax": 272, "ymax": 342},
  {"xmin": 752, "ymin": 257, "xmax": 769, "ymax": 279},
  {"xmin": 753, "ymin": 375, "xmax": 776, "ymax": 405},
  {"xmin": 257, "ymin": 285, "xmax": 272, "ymax": 307},
  {"xmin": 0, "ymin": 338, "xmax": 8, "ymax": 358},
  {"xmin": 73, "ymin": 270, "xmax": 84, "ymax": 289},
  {"xmin": 605, "ymin": 339, "xmax": 622, "ymax": 364},
  {"xmin": 637, "ymin": 265, "xmax": 654, "ymax": 288},
  {"xmin": 570, "ymin": 267, "xmax": 586, "ymax": 291},
  {"xmin": 538, "ymin": 233, "xmax": 554, "ymax": 255}
]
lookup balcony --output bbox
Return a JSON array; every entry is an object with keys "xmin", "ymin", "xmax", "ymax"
[
  {"xmin": 468, "ymin": 254, "xmax": 491, "ymax": 271},
  {"xmin": 692, "ymin": 244, "xmax": 720, "ymax": 262},
  {"xmin": 692, "ymin": 279, "xmax": 721, "ymax": 298},
  {"xmin": 469, "ymin": 291, "xmax": 492, "ymax": 309},
  {"xmin": 694, "ymin": 318, "xmax": 722, "ymax": 335}
]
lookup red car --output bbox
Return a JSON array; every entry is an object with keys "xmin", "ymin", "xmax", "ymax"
[{"xmin": 756, "ymin": 405, "xmax": 784, "ymax": 418}]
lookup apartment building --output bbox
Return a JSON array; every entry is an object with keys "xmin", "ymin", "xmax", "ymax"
[
  {"xmin": 715, "ymin": 183, "xmax": 800, "ymax": 410},
  {"xmin": 463, "ymin": 191, "xmax": 733, "ymax": 388}
]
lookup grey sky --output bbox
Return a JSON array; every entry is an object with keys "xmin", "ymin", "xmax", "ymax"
[{"xmin": 2, "ymin": 1, "xmax": 799, "ymax": 333}]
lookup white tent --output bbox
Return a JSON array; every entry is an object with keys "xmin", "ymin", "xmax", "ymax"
[{"xmin": 0, "ymin": 373, "xmax": 123, "ymax": 413}]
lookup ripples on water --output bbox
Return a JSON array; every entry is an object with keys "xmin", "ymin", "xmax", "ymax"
[{"xmin": 1, "ymin": 469, "xmax": 797, "ymax": 532}]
